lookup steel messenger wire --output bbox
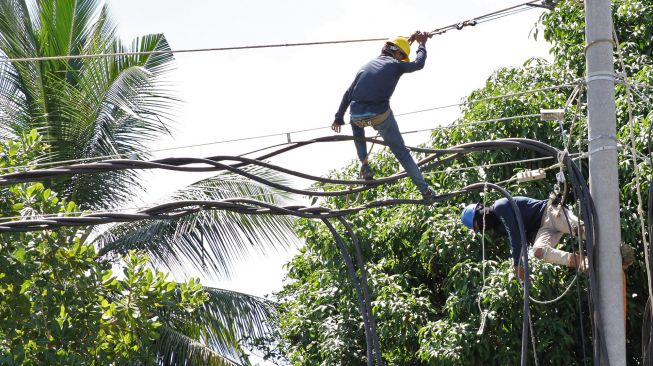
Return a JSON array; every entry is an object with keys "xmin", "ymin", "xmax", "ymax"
[
  {"xmin": 0, "ymin": 0, "xmax": 548, "ymax": 64},
  {"xmin": 0, "ymin": 136, "xmax": 604, "ymax": 364}
]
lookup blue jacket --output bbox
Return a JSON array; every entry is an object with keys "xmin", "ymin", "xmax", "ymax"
[
  {"xmin": 334, "ymin": 45, "xmax": 427, "ymax": 124},
  {"xmin": 490, "ymin": 196, "xmax": 547, "ymax": 266}
]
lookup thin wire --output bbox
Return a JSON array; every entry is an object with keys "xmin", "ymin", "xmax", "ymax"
[
  {"xmin": 394, "ymin": 83, "xmax": 578, "ymax": 117},
  {"xmin": 0, "ymin": 0, "xmax": 545, "ymax": 64},
  {"xmin": 495, "ymin": 154, "xmax": 586, "ymax": 186},
  {"xmin": 529, "ymin": 276, "xmax": 578, "ymax": 305},
  {"xmin": 614, "ymin": 29, "xmax": 653, "ymax": 300},
  {"xmin": 0, "ymin": 112, "xmax": 545, "ymax": 173},
  {"xmin": 529, "ymin": 311, "xmax": 540, "ymax": 366},
  {"xmin": 477, "ymin": 182, "xmax": 490, "ymax": 335},
  {"xmin": 0, "ymin": 79, "xmax": 577, "ymax": 173},
  {"xmin": 423, "ymin": 154, "xmax": 583, "ymax": 179}
]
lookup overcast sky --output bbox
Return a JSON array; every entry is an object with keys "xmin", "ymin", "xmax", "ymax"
[{"xmin": 105, "ymin": 0, "xmax": 552, "ymax": 298}]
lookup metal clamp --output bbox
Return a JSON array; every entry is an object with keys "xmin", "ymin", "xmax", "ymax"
[
  {"xmin": 586, "ymin": 70, "xmax": 616, "ymax": 84},
  {"xmin": 588, "ymin": 144, "xmax": 622, "ymax": 155},
  {"xmin": 588, "ymin": 134, "xmax": 618, "ymax": 143},
  {"xmin": 584, "ymin": 38, "xmax": 615, "ymax": 54}
]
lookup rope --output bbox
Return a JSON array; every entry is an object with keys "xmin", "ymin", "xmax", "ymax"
[{"xmin": 529, "ymin": 275, "xmax": 578, "ymax": 305}]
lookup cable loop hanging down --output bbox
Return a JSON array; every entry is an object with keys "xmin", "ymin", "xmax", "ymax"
[{"xmin": 0, "ymin": 134, "xmax": 604, "ymax": 365}]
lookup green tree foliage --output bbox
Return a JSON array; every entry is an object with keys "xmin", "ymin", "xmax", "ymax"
[
  {"xmin": 269, "ymin": 1, "xmax": 653, "ymax": 364},
  {"xmin": 0, "ymin": 2, "xmax": 295, "ymax": 363},
  {"xmin": 0, "ymin": 131, "xmax": 217, "ymax": 365}
]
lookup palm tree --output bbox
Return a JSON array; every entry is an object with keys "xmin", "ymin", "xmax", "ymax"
[{"xmin": 0, "ymin": 0, "xmax": 295, "ymax": 364}]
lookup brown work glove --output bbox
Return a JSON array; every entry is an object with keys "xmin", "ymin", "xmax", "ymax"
[
  {"xmin": 514, "ymin": 266, "xmax": 525, "ymax": 282},
  {"xmin": 568, "ymin": 252, "xmax": 588, "ymax": 273},
  {"xmin": 621, "ymin": 242, "xmax": 635, "ymax": 270},
  {"xmin": 408, "ymin": 31, "xmax": 429, "ymax": 45}
]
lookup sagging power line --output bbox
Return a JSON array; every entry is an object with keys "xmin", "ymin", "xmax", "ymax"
[
  {"xmin": 0, "ymin": 81, "xmax": 578, "ymax": 173},
  {"xmin": 0, "ymin": 0, "xmax": 551, "ymax": 64}
]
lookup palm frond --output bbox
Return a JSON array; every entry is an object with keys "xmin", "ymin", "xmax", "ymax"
[
  {"xmin": 197, "ymin": 286, "xmax": 277, "ymax": 346},
  {"xmin": 95, "ymin": 167, "xmax": 297, "ymax": 278},
  {"xmin": 153, "ymin": 286, "xmax": 275, "ymax": 366},
  {"xmin": 0, "ymin": 1, "xmax": 179, "ymax": 208},
  {"xmin": 154, "ymin": 325, "xmax": 242, "ymax": 366}
]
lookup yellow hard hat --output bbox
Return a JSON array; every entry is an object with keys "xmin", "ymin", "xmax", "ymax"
[{"xmin": 387, "ymin": 36, "xmax": 410, "ymax": 62}]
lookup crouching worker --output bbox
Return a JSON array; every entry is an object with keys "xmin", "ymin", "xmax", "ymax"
[
  {"xmin": 460, "ymin": 195, "xmax": 587, "ymax": 280},
  {"xmin": 331, "ymin": 31, "xmax": 436, "ymax": 204}
]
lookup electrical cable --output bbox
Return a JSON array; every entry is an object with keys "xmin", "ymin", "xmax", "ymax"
[
  {"xmin": 0, "ymin": 154, "xmax": 587, "ymax": 224},
  {"xmin": 338, "ymin": 217, "xmax": 383, "ymax": 366},
  {"xmin": 614, "ymin": 30, "xmax": 653, "ymax": 301},
  {"xmin": 0, "ymin": 134, "xmax": 589, "ymax": 203},
  {"xmin": 0, "ymin": 103, "xmax": 569, "ymax": 173},
  {"xmin": 0, "ymin": 1, "xmax": 549, "ymax": 64},
  {"xmin": 476, "ymin": 183, "xmax": 490, "ymax": 336},
  {"xmin": 322, "ymin": 218, "xmax": 378, "ymax": 366},
  {"xmin": 0, "ymin": 136, "xmax": 603, "ymax": 364}
]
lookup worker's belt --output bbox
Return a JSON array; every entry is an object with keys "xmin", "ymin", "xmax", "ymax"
[{"xmin": 351, "ymin": 109, "xmax": 390, "ymax": 127}]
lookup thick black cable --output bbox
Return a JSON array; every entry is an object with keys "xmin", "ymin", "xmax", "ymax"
[
  {"xmin": 0, "ymin": 136, "xmax": 603, "ymax": 363},
  {"xmin": 645, "ymin": 175, "xmax": 653, "ymax": 364},
  {"xmin": 338, "ymin": 217, "xmax": 383, "ymax": 365},
  {"xmin": 322, "ymin": 218, "xmax": 376, "ymax": 366},
  {"xmin": 513, "ymin": 138, "xmax": 604, "ymax": 365},
  {"xmin": 463, "ymin": 182, "xmax": 531, "ymax": 366}
]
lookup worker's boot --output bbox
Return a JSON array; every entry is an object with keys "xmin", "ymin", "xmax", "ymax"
[
  {"xmin": 359, "ymin": 163, "xmax": 374, "ymax": 180},
  {"xmin": 421, "ymin": 187, "xmax": 437, "ymax": 205},
  {"xmin": 568, "ymin": 252, "xmax": 588, "ymax": 273}
]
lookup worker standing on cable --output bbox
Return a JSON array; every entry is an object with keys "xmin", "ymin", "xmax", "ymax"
[
  {"xmin": 331, "ymin": 31, "xmax": 436, "ymax": 204},
  {"xmin": 460, "ymin": 195, "xmax": 587, "ymax": 280}
]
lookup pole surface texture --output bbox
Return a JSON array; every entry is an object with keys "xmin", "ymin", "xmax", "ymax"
[{"xmin": 584, "ymin": 0, "xmax": 627, "ymax": 364}]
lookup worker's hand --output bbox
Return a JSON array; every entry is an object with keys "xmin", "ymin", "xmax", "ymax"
[
  {"xmin": 331, "ymin": 121, "xmax": 342, "ymax": 133},
  {"xmin": 414, "ymin": 31, "xmax": 429, "ymax": 45},
  {"xmin": 408, "ymin": 31, "xmax": 419, "ymax": 44},
  {"xmin": 569, "ymin": 252, "xmax": 588, "ymax": 273}
]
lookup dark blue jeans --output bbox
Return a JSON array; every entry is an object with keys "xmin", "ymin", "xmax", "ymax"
[{"xmin": 351, "ymin": 111, "xmax": 429, "ymax": 193}]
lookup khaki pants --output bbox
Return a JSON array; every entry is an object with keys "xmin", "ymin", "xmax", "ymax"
[{"xmin": 531, "ymin": 202, "xmax": 584, "ymax": 266}]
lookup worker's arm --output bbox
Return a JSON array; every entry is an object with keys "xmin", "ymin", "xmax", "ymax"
[
  {"xmin": 332, "ymin": 75, "xmax": 358, "ymax": 133},
  {"xmin": 493, "ymin": 201, "xmax": 524, "ymax": 268},
  {"xmin": 399, "ymin": 32, "xmax": 428, "ymax": 73}
]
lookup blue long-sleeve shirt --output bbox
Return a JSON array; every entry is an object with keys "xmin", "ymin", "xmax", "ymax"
[
  {"xmin": 334, "ymin": 44, "xmax": 427, "ymax": 124},
  {"xmin": 490, "ymin": 196, "xmax": 547, "ymax": 266}
]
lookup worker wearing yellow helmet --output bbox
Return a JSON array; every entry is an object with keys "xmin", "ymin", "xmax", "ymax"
[{"xmin": 331, "ymin": 31, "xmax": 436, "ymax": 204}]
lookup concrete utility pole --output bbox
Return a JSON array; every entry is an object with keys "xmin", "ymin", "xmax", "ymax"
[{"xmin": 584, "ymin": 0, "xmax": 626, "ymax": 364}]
